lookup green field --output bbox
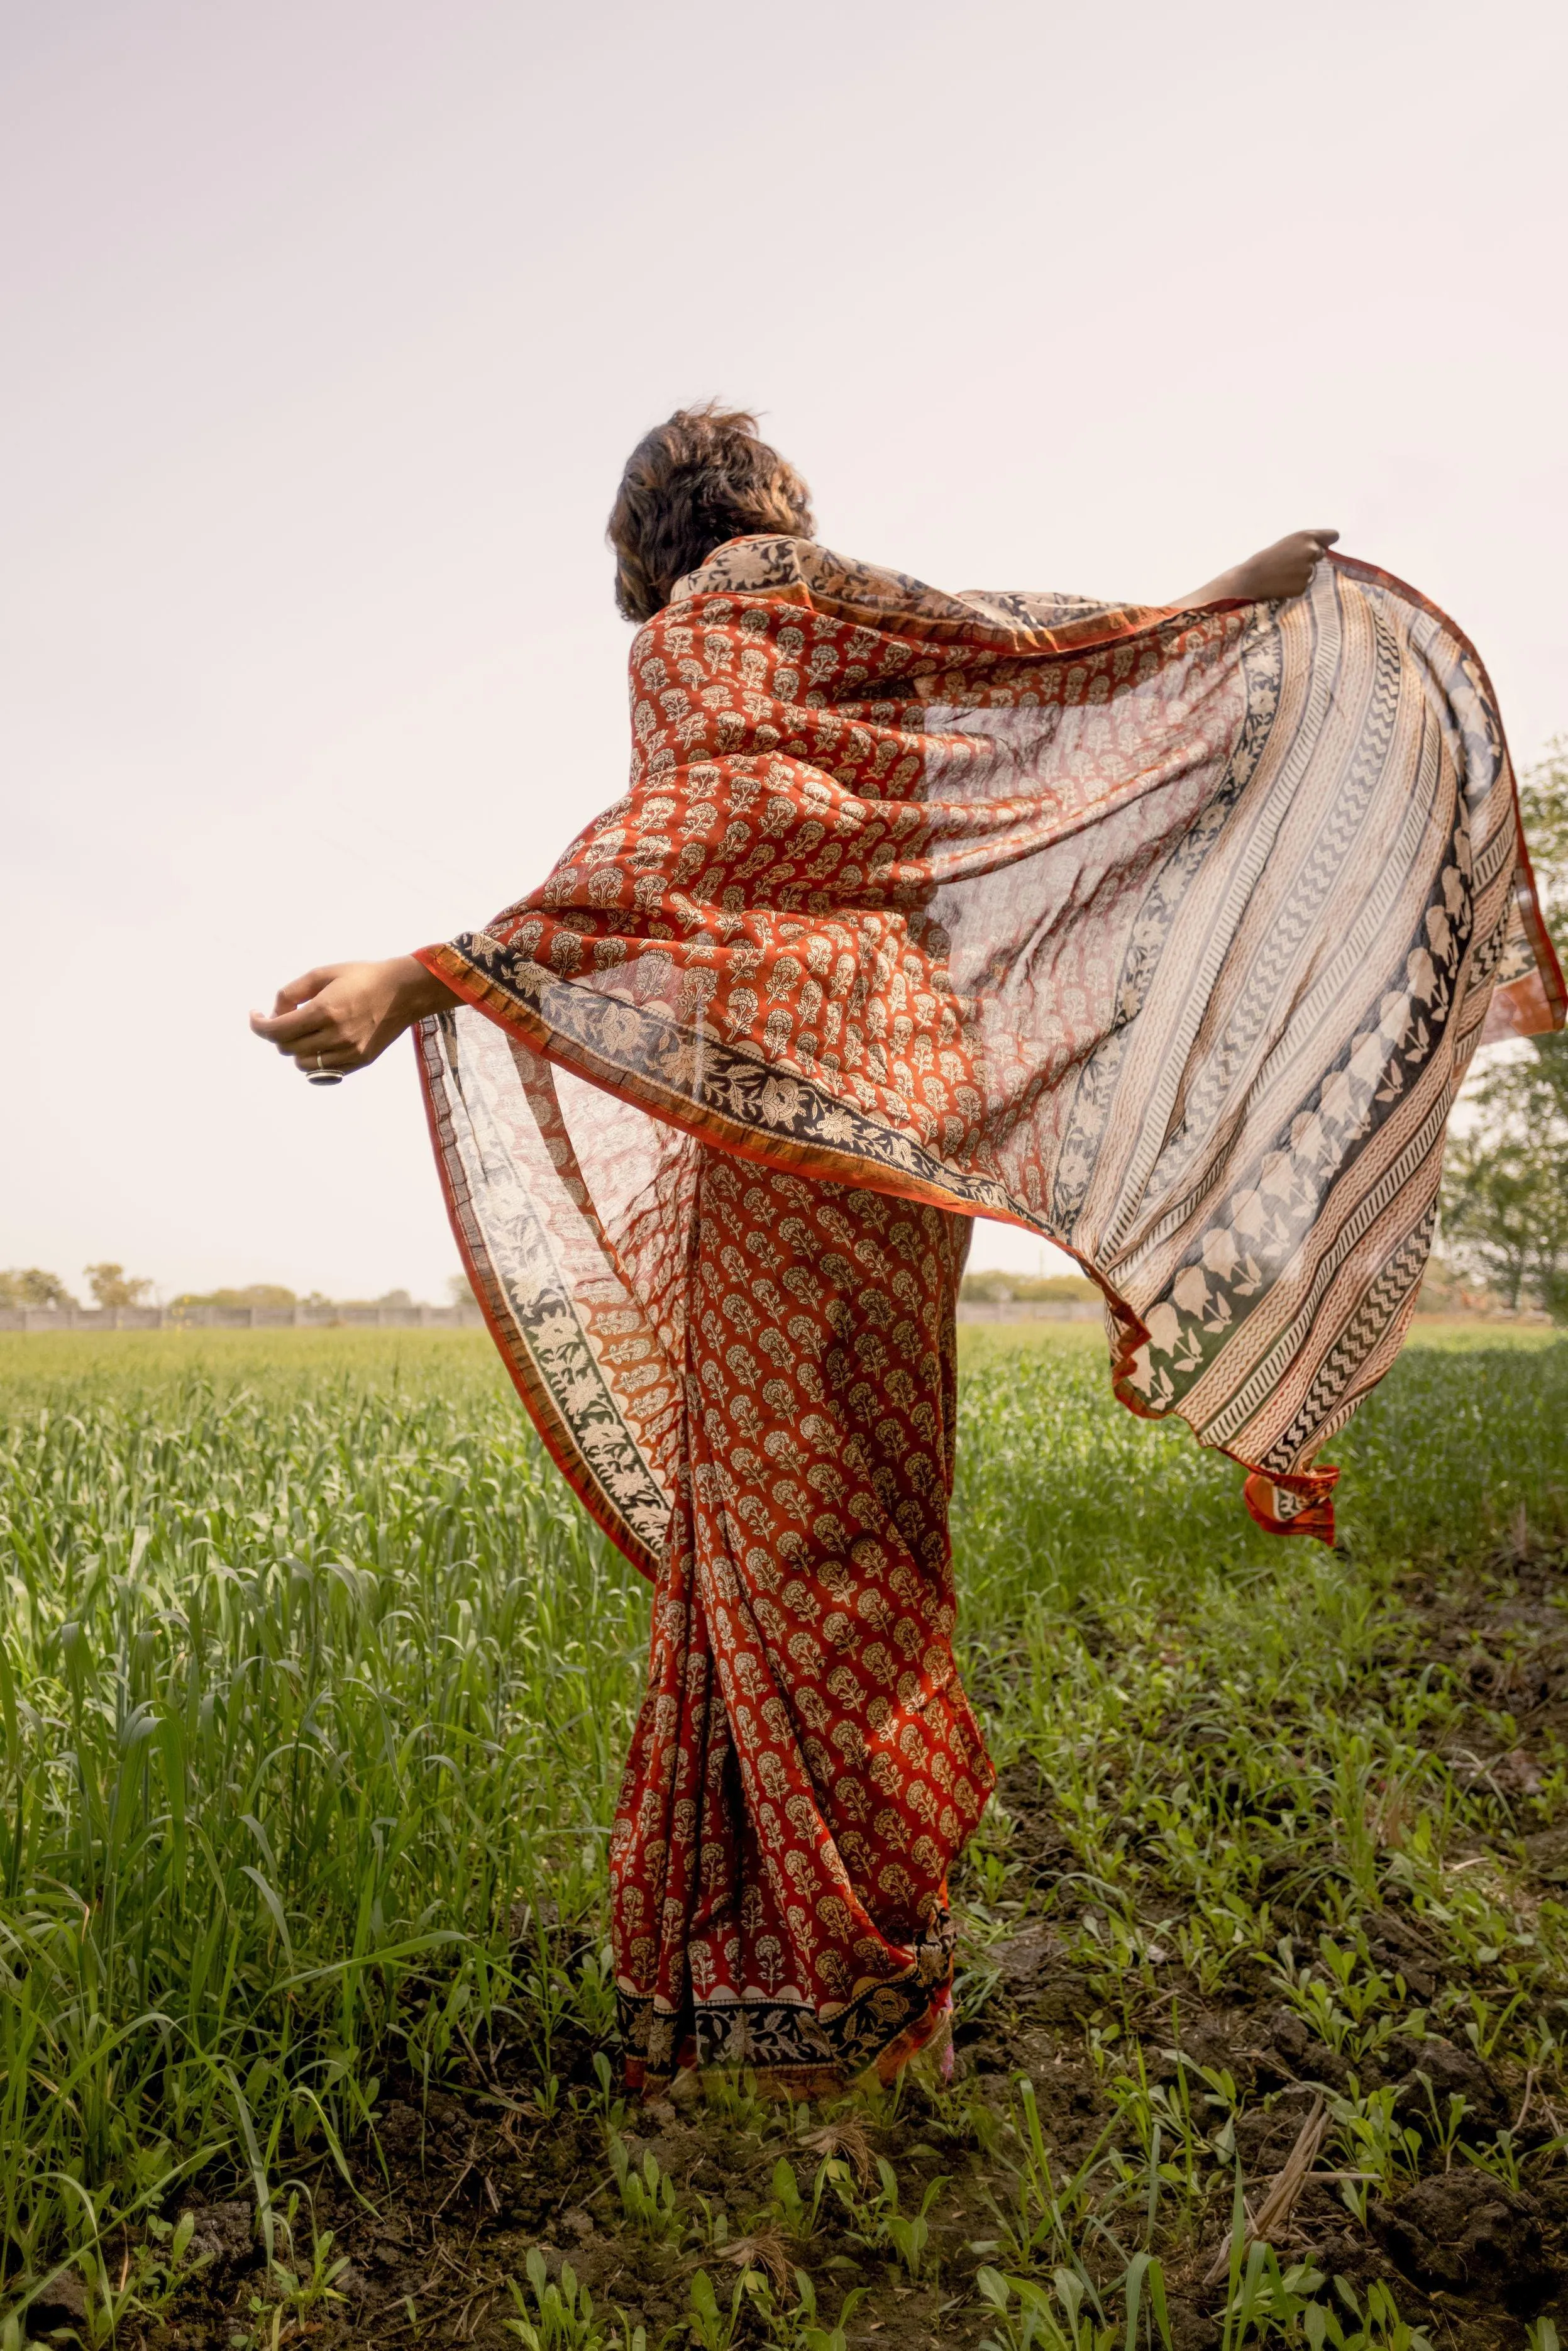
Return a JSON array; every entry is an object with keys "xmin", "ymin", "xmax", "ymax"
[{"xmin": 4, "ymin": 1325, "xmax": 1568, "ymax": 2348}]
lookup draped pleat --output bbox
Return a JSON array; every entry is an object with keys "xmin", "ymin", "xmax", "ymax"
[{"xmin": 416, "ymin": 536, "xmax": 1562, "ymax": 1557}]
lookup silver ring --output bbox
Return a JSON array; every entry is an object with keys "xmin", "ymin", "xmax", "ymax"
[{"xmin": 306, "ymin": 1051, "xmax": 342, "ymax": 1089}]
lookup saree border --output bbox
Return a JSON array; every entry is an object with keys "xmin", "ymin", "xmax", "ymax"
[
  {"xmin": 414, "ymin": 938, "xmax": 1345, "ymax": 1539},
  {"xmin": 618, "ymin": 1915, "xmax": 957, "ymax": 2094},
  {"xmin": 1332, "ymin": 553, "xmax": 1565, "ymax": 1035},
  {"xmin": 413, "ymin": 556, "xmax": 1558, "ymax": 1561},
  {"xmin": 414, "ymin": 1014, "xmax": 666, "ymax": 1579}
]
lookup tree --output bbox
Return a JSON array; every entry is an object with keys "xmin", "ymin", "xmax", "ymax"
[
  {"xmin": 83, "ymin": 1263, "xmax": 153, "ymax": 1308},
  {"xmin": 1519, "ymin": 737, "xmax": 1568, "ymax": 935},
  {"xmin": 1440, "ymin": 741, "xmax": 1568, "ymax": 1318},
  {"xmin": 0, "ymin": 1268, "xmax": 77, "ymax": 1310},
  {"xmin": 1442, "ymin": 1085, "xmax": 1568, "ymax": 1311}
]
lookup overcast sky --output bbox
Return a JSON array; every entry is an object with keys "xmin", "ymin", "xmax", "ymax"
[{"xmin": 4, "ymin": 0, "xmax": 1564, "ymax": 1300}]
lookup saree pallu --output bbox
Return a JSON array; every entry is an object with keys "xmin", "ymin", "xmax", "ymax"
[
  {"xmin": 412, "ymin": 534, "xmax": 1562, "ymax": 2084},
  {"xmin": 416, "ymin": 536, "xmax": 1561, "ymax": 1557}
]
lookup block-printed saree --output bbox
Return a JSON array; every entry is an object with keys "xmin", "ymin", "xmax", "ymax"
[
  {"xmin": 412, "ymin": 535, "xmax": 1561, "ymax": 2086},
  {"xmin": 603, "ymin": 1147, "xmax": 985, "ymax": 2091},
  {"xmin": 415, "ymin": 535, "xmax": 1561, "ymax": 1557}
]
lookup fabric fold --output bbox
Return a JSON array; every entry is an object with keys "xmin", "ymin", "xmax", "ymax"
[
  {"xmin": 416, "ymin": 536, "xmax": 1563, "ymax": 1559},
  {"xmin": 606, "ymin": 1149, "xmax": 986, "ymax": 2092}
]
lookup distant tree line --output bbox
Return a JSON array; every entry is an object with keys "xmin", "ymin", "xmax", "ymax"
[
  {"xmin": 959, "ymin": 1270, "xmax": 1097, "ymax": 1304},
  {"xmin": 0, "ymin": 1270, "xmax": 468, "ymax": 1314},
  {"xmin": 0, "ymin": 1263, "xmax": 155, "ymax": 1310}
]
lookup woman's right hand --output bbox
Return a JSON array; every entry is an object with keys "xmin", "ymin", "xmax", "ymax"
[{"xmin": 249, "ymin": 955, "xmax": 460, "ymax": 1078}]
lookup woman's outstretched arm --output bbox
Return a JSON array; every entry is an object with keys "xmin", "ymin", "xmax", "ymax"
[
  {"xmin": 250, "ymin": 956, "xmax": 460, "ymax": 1076},
  {"xmin": 249, "ymin": 533, "xmax": 1338, "ymax": 1078},
  {"xmin": 1177, "ymin": 528, "xmax": 1339, "ymax": 608}
]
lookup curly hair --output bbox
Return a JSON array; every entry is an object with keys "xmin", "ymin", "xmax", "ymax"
[{"xmin": 607, "ymin": 404, "xmax": 815, "ymax": 622}]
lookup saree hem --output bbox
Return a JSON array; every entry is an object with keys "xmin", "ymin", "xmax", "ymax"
[
  {"xmin": 415, "ymin": 950, "xmax": 1344, "ymax": 1542},
  {"xmin": 617, "ymin": 1935, "xmax": 956, "ymax": 2099}
]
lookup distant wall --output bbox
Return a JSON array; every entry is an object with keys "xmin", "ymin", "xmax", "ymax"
[
  {"xmin": 5, "ymin": 1298, "xmax": 1102, "ymax": 1332},
  {"xmin": 955, "ymin": 1299, "xmax": 1101, "ymax": 1323},
  {"xmin": 0, "ymin": 1303, "xmax": 489, "ymax": 1334}
]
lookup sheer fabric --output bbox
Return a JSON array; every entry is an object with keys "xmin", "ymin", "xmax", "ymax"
[{"xmin": 416, "ymin": 538, "xmax": 1562, "ymax": 1558}]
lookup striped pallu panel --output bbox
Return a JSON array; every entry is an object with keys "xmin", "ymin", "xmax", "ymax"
[{"xmin": 415, "ymin": 539, "xmax": 1562, "ymax": 1561}]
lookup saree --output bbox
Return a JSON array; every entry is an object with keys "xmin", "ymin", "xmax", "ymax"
[
  {"xmin": 413, "ymin": 534, "xmax": 1562, "ymax": 2084},
  {"xmin": 606, "ymin": 1148, "xmax": 986, "ymax": 2090}
]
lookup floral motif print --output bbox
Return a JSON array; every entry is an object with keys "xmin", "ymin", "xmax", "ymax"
[
  {"xmin": 418, "ymin": 537, "xmax": 1560, "ymax": 1552},
  {"xmin": 610, "ymin": 1149, "xmax": 990, "ymax": 2091},
  {"xmin": 410, "ymin": 535, "xmax": 1566, "ymax": 2097}
]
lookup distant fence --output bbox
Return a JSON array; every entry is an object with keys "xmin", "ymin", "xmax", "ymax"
[
  {"xmin": 956, "ymin": 1299, "xmax": 1101, "ymax": 1323},
  {"xmin": 0, "ymin": 1303, "xmax": 489, "ymax": 1334},
  {"xmin": 4, "ymin": 1298, "xmax": 1098, "ymax": 1334},
  {"xmin": 12, "ymin": 1297, "xmax": 1547, "ymax": 1337}
]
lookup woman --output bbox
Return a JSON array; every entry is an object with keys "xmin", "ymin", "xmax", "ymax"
[{"xmin": 253, "ymin": 406, "xmax": 1560, "ymax": 2092}]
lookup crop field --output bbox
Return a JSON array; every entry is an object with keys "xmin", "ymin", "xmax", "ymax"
[{"xmin": 5, "ymin": 1324, "xmax": 1568, "ymax": 2351}]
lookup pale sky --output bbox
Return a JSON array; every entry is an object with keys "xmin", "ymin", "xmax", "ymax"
[{"xmin": 4, "ymin": 0, "xmax": 1564, "ymax": 1300}]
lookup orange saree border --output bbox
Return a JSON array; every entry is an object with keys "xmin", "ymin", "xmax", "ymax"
[
  {"xmin": 414, "ymin": 942, "xmax": 1342, "ymax": 1542},
  {"xmin": 413, "ymin": 541, "xmax": 1560, "ymax": 1565}
]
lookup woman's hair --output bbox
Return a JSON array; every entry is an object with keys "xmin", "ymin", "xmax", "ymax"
[{"xmin": 607, "ymin": 403, "xmax": 815, "ymax": 622}]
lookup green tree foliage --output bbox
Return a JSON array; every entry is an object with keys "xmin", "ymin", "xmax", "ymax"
[
  {"xmin": 1441, "ymin": 741, "xmax": 1568, "ymax": 1317},
  {"xmin": 0, "ymin": 1267, "xmax": 78, "ymax": 1309},
  {"xmin": 1519, "ymin": 736, "xmax": 1568, "ymax": 932},
  {"xmin": 1442, "ymin": 1089, "xmax": 1568, "ymax": 1312},
  {"xmin": 82, "ymin": 1261, "xmax": 154, "ymax": 1308}
]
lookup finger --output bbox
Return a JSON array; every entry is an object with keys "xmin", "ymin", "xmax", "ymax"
[
  {"xmin": 291, "ymin": 1044, "xmax": 363, "ymax": 1073},
  {"xmin": 271, "ymin": 1022, "xmax": 356, "ymax": 1061},
  {"xmin": 251, "ymin": 1005, "xmax": 339, "ymax": 1046},
  {"xmin": 272, "ymin": 965, "xmax": 343, "ymax": 1017},
  {"xmin": 283, "ymin": 1027, "xmax": 360, "ymax": 1062}
]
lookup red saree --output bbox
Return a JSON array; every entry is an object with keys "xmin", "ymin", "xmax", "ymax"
[
  {"xmin": 610, "ymin": 1149, "xmax": 986, "ymax": 2090},
  {"xmin": 413, "ymin": 534, "xmax": 1562, "ymax": 2086}
]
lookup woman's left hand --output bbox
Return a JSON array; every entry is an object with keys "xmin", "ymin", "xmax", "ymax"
[
  {"xmin": 1180, "ymin": 529, "xmax": 1340, "ymax": 609},
  {"xmin": 249, "ymin": 956, "xmax": 460, "ymax": 1077}
]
